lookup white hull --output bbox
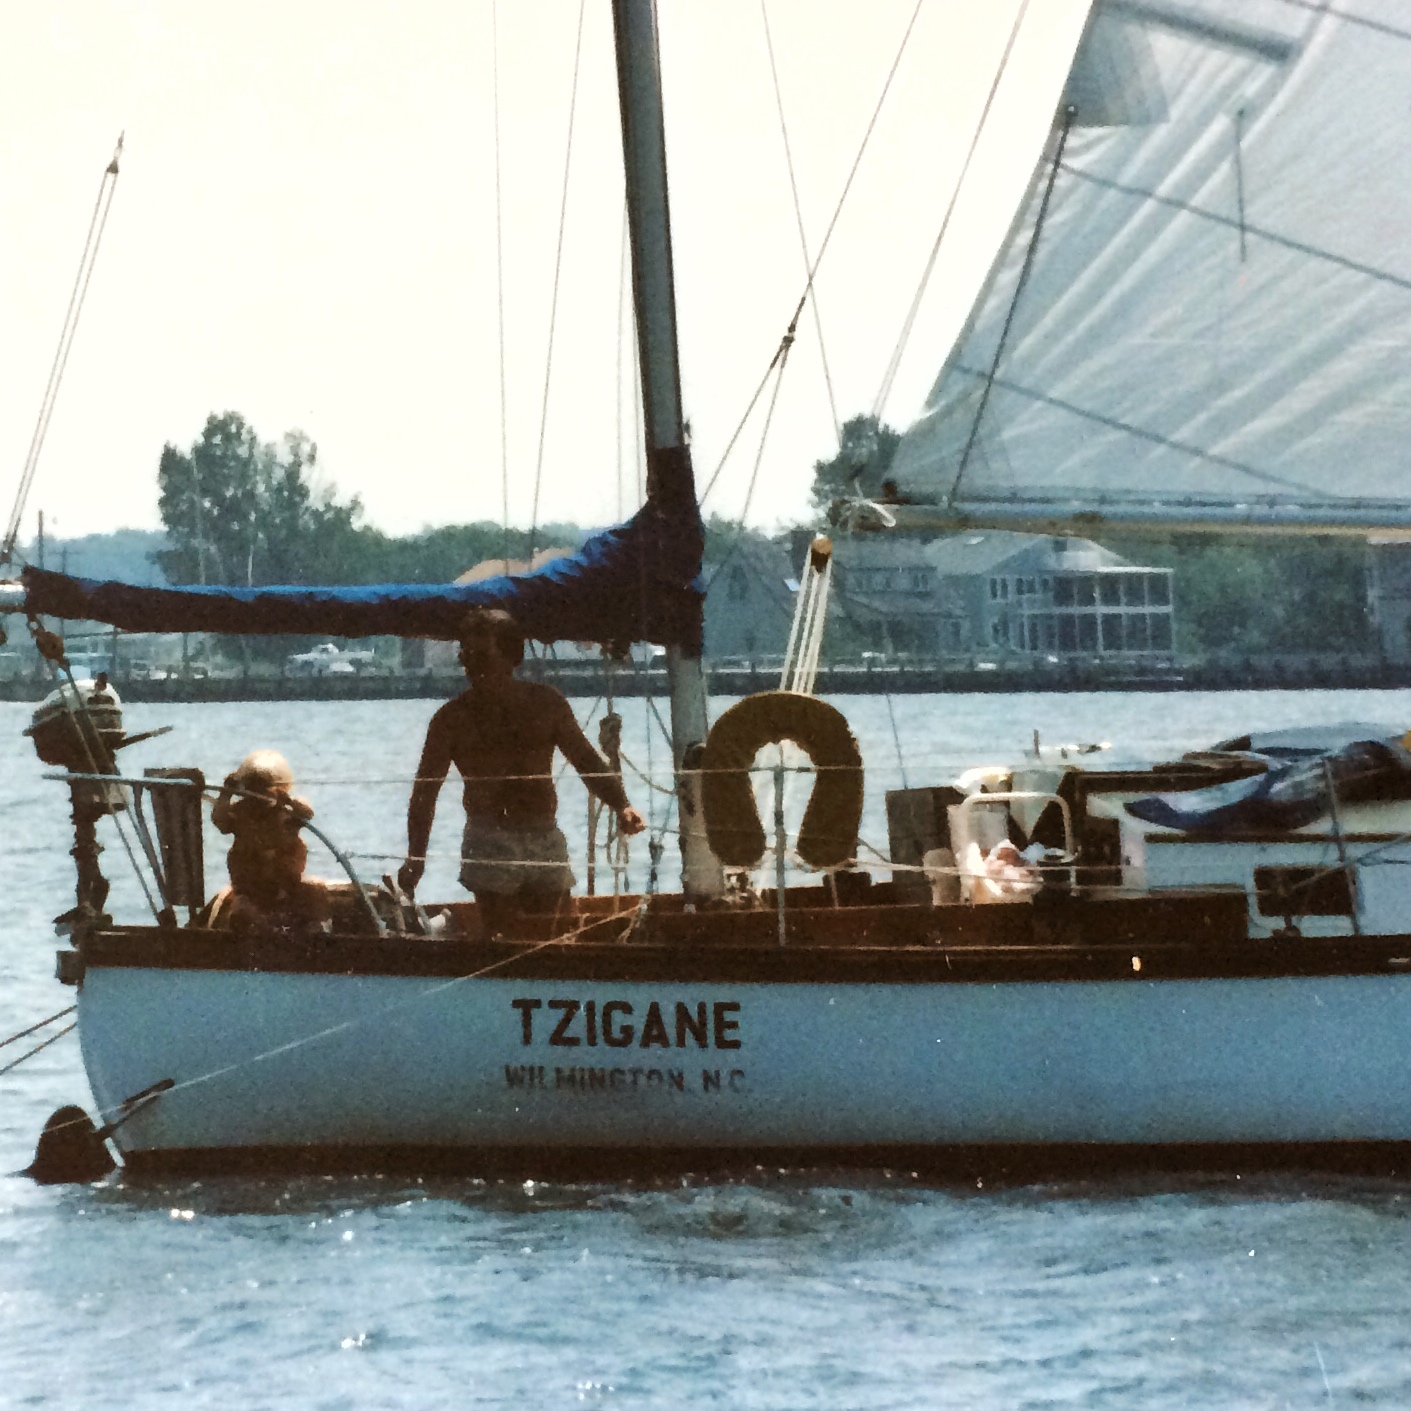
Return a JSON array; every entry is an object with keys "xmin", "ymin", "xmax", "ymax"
[{"xmin": 79, "ymin": 961, "xmax": 1411, "ymax": 1173}]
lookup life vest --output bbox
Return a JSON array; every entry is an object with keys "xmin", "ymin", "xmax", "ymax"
[{"xmin": 701, "ymin": 691, "xmax": 864, "ymax": 869}]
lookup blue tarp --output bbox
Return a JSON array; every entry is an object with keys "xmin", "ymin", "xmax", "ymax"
[
  {"xmin": 1126, "ymin": 734, "xmax": 1411, "ymax": 833},
  {"xmin": 21, "ymin": 493, "xmax": 705, "ymax": 650}
]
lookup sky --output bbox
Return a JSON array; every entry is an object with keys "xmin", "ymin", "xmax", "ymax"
[{"xmin": 0, "ymin": 0, "xmax": 1091, "ymax": 543}]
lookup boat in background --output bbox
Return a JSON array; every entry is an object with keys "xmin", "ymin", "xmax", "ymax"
[{"xmin": 13, "ymin": 0, "xmax": 1411, "ymax": 1180}]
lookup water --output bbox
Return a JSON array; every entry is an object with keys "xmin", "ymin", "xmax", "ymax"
[{"xmin": 5, "ymin": 689, "xmax": 1411, "ymax": 1408}]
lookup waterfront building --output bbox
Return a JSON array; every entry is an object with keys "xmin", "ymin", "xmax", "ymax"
[
  {"xmin": 701, "ymin": 541, "xmax": 799, "ymax": 664},
  {"xmin": 833, "ymin": 530, "xmax": 1175, "ymax": 664}
]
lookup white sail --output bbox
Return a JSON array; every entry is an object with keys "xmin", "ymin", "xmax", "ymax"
[{"xmin": 890, "ymin": 0, "xmax": 1411, "ymax": 533}]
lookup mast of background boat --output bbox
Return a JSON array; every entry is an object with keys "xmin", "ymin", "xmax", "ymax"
[{"xmin": 611, "ymin": 0, "xmax": 723, "ymax": 899}]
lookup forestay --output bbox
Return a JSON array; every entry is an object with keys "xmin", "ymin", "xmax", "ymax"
[{"xmin": 890, "ymin": 0, "xmax": 1411, "ymax": 534}]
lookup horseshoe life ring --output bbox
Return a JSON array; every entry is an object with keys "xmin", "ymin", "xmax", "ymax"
[{"xmin": 701, "ymin": 691, "xmax": 864, "ymax": 869}]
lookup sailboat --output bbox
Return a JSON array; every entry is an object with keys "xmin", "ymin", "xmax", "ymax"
[{"xmin": 12, "ymin": 0, "xmax": 1411, "ymax": 1180}]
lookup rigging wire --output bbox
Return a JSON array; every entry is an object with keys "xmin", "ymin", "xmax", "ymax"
[
  {"xmin": 3, "ymin": 135, "xmax": 124, "ymax": 567},
  {"xmin": 1233, "ymin": 108, "xmax": 1249, "ymax": 265},
  {"xmin": 795, "ymin": 0, "xmax": 925, "ymax": 323},
  {"xmin": 0, "ymin": 1006, "xmax": 76, "ymax": 1052},
  {"xmin": 885, "ymin": 693, "xmax": 909, "ymax": 789},
  {"xmin": 949, "ymin": 105, "xmax": 1075, "ymax": 508},
  {"xmin": 736, "ymin": 327, "xmax": 797, "ymax": 528},
  {"xmin": 699, "ymin": 313, "xmax": 800, "ymax": 598},
  {"xmin": 616, "ymin": 204, "xmax": 630, "ymax": 522},
  {"xmin": 759, "ymin": 0, "xmax": 839, "ymax": 446},
  {"xmin": 871, "ymin": 0, "xmax": 1032, "ymax": 421},
  {"xmin": 699, "ymin": 340, "xmax": 791, "ymax": 505},
  {"xmin": 0, "ymin": 1024, "xmax": 76, "ymax": 1080},
  {"xmin": 492, "ymin": 0, "xmax": 511, "ymax": 564},
  {"xmin": 701, "ymin": 0, "xmax": 924, "ymax": 512},
  {"xmin": 528, "ymin": 0, "xmax": 588, "ymax": 562}
]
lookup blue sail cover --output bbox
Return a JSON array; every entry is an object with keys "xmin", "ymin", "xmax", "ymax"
[{"xmin": 21, "ymin": 495, "xmax": 705, "ymax": 650}]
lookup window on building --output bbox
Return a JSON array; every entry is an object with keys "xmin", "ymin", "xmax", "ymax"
[
  {"xmin": 1028, "ymin": 619, "xmax": 1040, "ymax": 651},
  {"xmin": 1078, "ymin": 615, "xmax": 1098, "ymax": 651},
  {"xmin": 1122, "ymin": 575, "xmax": 1146, "ymax": 606},
  {"xmin": 1042, "ymin": 616, "xmax": 1057, "ymax": 650},
  {"xmin": 989, "ymin": 577, "xmax": 999, "ymax": 600},
  {"xmin": 1126, "ymin": 614, "xmax": 1151, "ymax": 652},
  {"xmin": 1053, "ymin": 577, "xmax": 1074, "ymax": 607},
  {"xmin": 1150, "ymin": 614, "xmax": 1173, "ymax": 651},
  {"xmin": 1075, "ymin": 576, "xmax": 1097, "ymax": 607},
  {"xmin": 1058, "ymin": 616, "xmax": 1078, "ymax": 652},
  {"xmin": 945, "ymin": 619, "xmax": 963, "ymax": 649},
  {"xmin": 1101, "ymin": 613, "xmax": 1124, "ymax": 651},
  {"xmin": 910, "ymin": 570, "xmax": 931, "ymax": 593},
  {"xmin": 1147, "ymin": 574, "xmax": 1171, "ymax": 606},
  {"xmin": 1100, "ymin": 576, "xmax": 1122, "ymax": 607},
  {"xmin": 728, "ymin": 565, "xmax": 749, "ymax": 603}
]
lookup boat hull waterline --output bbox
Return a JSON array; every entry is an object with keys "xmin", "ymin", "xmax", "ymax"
[{"xmin": 78, "ymin": 958, "xmax": 1411, "ymax": 1178}]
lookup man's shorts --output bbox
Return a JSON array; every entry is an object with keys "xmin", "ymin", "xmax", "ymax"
[{"xmin": 459, "ymin": 820, "xmax": 577, "ymax": 897}]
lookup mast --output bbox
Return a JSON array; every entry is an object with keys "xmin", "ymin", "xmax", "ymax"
[{"xmin": 611, "ymin": 0, "xmax": 722, "ymax": 899}]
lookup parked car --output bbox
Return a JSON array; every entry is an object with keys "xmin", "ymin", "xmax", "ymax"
[{"xmin": 286, "ymin": 643, "xmax": 386, "ymax": 677}]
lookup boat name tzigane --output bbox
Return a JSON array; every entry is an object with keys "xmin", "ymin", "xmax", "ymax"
[{"xmin": 510, "ymin": 998, "xmax": 742, "ymax": 1049}]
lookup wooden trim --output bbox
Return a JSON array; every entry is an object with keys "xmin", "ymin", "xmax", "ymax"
[{"xmin": 75, "ymin": 887, "xmax": 1411, "ymax": 985}]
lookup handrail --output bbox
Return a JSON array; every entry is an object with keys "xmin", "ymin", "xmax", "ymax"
[
  {"xmin": 954, "ymin": 790, "xmax": 1077, "ymax": 898},
  {"xmin": 956, "ymin": 790, "xmax": 1075, "ymax": 857}
]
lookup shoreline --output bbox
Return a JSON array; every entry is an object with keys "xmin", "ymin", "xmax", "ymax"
[{"xmin": 0, "ymin": 658, "xmax": 1403, "ymax": 703}]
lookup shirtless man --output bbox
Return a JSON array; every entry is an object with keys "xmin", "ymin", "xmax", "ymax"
[{"xmin": 397, "ymin": 607, "xmax": 645, "ymax": 932}]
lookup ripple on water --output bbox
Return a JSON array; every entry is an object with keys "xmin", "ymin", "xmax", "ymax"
[{"xmin": 6, "ymin": 695, "xmax": 1411, "ymax": 1405}]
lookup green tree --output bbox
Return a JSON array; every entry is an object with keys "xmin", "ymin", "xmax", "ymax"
[
  {"xmin": 809, "ymin": 414, "xmax": 902, "ymax": 509},
  {"xmin": 1108, "ymin": 536, "xmax": 1373, "ymax": 657},
  {"xmin": 701, "ymin": 513, "xmax": 779, "ymax": 568},
  {"xmin": 156, "ymin": 414, "xmax": 361, "ymax": 588}
]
